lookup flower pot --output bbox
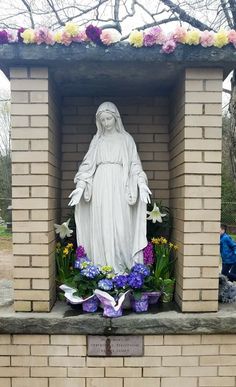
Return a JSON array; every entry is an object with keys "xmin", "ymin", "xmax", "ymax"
[
  {"xmin": 146, "ymin": 291, "xmax": 162, "ymax": 305},
  {"xmin": 82, "ymin": 296, "xmax": 99, "ymax": 313},
  {"xmin": 162, "ymin": 279, "xmax": 175, "ymax": 303},
  {"xmin": 132, "ymin": 293, "xmax": 149, "ymax": 313},
  {"xmin": 103, "ymin": 305, "xmax": 123, "ymax": 317}
]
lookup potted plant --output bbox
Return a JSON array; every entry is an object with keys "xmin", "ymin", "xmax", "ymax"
[{"xmin": 151, "ymin": 237, "xmax": 178, "ymax": 302}]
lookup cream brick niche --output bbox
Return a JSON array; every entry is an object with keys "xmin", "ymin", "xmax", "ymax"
[{"xmin": 10, "ymin": 66, "xmax": 223, "ymax": 312}]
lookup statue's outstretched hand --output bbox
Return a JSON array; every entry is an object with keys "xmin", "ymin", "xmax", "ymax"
[
  {"xmin": 68, "ymin": 187, "xmax": 84, "ymax": 206},
  {"xmin": 139, "ymin": 184, "xmax": 152, "ymax": 204}
]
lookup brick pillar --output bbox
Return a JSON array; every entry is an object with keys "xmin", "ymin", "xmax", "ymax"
[
  {"xmin": 11, "ymin": 67, "xmax": 60, "ymax": 312},
  {"xmin": 170, "ymin": 68, "xmax": 223, "ymax": 312}
]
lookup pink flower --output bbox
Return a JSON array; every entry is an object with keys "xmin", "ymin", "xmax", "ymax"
[
  {"xmin": 200, "ymin": 30, "xmax": 215, "ymax": 47},
  {"xmin": 161, "ymin": 39, "xmax": 176, "ymax": 54},
  {"xmin": 100, "ymin": 30, "xmax": 113, "ymax": 45},
  {"xmin": 171, "ymin": 26, "xmax": 186, "ymax": 43},
  {"xmin": 228, "ymin": 30, "xmax": 236, "ymax": 48},
  {"xmin": 146, "ymin": 27, "xmax": 166, "ymax": 45},
  {"xmin": 143, "ymin": 31, "xmax": 157, "ymax": 47},
  {"xmin": 61, "ymin": 31, "xmax": 72, "ymax": 46},
  {"xmin": 7, "ymin": 30, "xmax": 18, "ymax": 43},
  {"xmin": 72, "ymin": 30, "xmax": 88, "ymax": 42},
  {"xmin": 35, "ymin": 27, "xmax": 54, "ymax": 45}
]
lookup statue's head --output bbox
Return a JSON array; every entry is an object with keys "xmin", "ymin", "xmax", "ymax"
[{"xmin": 95, "ymin": 102, "xmax": 125, "ymax": 136}]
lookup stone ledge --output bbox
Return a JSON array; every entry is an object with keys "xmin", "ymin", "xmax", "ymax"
[{"xmin": 0, "ymin": 302, "xmax": 235, "ymax": 335}]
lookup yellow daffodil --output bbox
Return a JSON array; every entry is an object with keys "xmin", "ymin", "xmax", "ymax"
[
  {"xmin": 21, "ymin": 29, "xmax": 36, "ymax": 44},
  {"xmin": 63, "ymin": 248, "xmax": 69, "ymax": 255},
  {"xmin": 185, "ymin": 30, "xmax": 200, "ymax": 45},
  {"xmin": 169, "ymin": 242, "xmax": 174, "ymax": 248},
  {"xmin": 129, "ymin": 30, "xmax": 143, "ymax": 48},
  {"xmin": 67, "ymin": 243, "xmax": 73, "ymax": 249},
  {"xmin": 64, "ymin": 22, "xmax": 79, "ymax": 37},
  {"xmin": 147, "ymin": 203, "xmax": 166, "ymax": 223},
  {"xmin": 173, "ymin": 245, "xmax": 178, "ymax": 250},
  {"xmin": 214, "ymin": 30, "xmax": 229, "ymax": 48}
]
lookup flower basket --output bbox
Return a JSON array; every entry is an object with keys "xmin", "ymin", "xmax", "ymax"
[{"xmin": 131, "ymin": 293, "xmax": 149, "ymax": 313}]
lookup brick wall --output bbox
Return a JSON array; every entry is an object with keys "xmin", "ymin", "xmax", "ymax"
[
  {"xmin": 170, "ymin": 68, "xmax": 223, "ymax": 312},
  {"xmin": 10, "ymin": 67, "xmax": 61, "ymax": 312},
  {"xmin": 1, "ymin": 333, "xmax": 236, "ymax": 386},
  {"xmin": 60, "ymin": 96, "xmax": 169, "ymax": 219}
]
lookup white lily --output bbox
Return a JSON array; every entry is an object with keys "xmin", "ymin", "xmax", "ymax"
[
  {"xmin": 54, "ymin": 218, "xmax": 73, "ymax": 239},
  {"xmin": 147, "ymin": 203, "xmax": 166, "ymax": 223}
]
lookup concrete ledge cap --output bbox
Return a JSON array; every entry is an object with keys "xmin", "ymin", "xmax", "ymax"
[{"xmin": 0, "ymin": 302, "xmax": 235, "ymax": 335}]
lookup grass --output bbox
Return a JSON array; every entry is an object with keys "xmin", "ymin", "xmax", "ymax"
[
  {"xmin": 0, "ymin": 225, "xmax": 12, "ymax": 251},
  {"xmin": 0, "ymin": 225, "xmax": 12, "ymax": 239}
]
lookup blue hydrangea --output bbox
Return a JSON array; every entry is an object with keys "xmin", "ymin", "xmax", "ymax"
[
  {"xmin": 74, "ymin": 256, "xmax": 91, "ymax": 270},
  {"xmin": 98, "ymin": 279, "xmax": 114, "ymax": 291},
  {"xmin": 113, "ymin": 275, "xmax": 128, "ymax": 289},
  {"xmin": 80, "ymin": 265, "xmax": 100, "ymax": 278},
  {"xmin": 127, "ymin": 272, "xmax": 144, "ymax": 289},
  {"xmin": 131, "ymin": 263, "xmax": 150, "ymax": 278}
]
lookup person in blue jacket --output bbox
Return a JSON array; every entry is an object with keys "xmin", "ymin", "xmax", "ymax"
[{"xmin": 220, "ymin": 224, "xmax": 236, "ymax": 281}]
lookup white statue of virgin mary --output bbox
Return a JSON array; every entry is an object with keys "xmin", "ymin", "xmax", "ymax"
[{"xmin": 69, "ymin": 102, "xmax": 151, "ymax": 273}]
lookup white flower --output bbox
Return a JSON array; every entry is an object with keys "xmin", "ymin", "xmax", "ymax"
[
  {"xmin": 54, "ymin": 218, "xmax": 73, "ymax": 239},
  {"xmin": 147, "ymin": 203, "xmax": 166, "ymax": 223}
]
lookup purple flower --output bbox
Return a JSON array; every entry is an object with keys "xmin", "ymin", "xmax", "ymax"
[
  {"xmin": 113, "ymin": 275, "xmax": 128, "ymax": 289},
  {"xmin": 131, "ymin": 263, "xmax": 150, "ymax": 277},
  {"xmin": 0, "ymin": 30, "xmax": 9, "ymax": 44},
  {"xmin": 98, "ymin": 279, "xmax": 114, "ymax": 291},
  {"xmin": 143, "ymin": 242, "xmax": 154, "ymax": 265},
  {"xmin": 76, "ymin": 245, "xmax": 86, "ymax": 258},
  {"xmin": 81, "ymin": 265, "xmax": 100, "ymax": 278},
  {"xmin": 85, "ymin": 25, "xmax": 102, "ymax": 45},
  {"xmin": 127, "ymin": 272, "xmax": 144, "ymax": 289},
  {"xmin": 17, "ymin": 28, "xmax": 25, "ymax": 42},
  {"xmin": 143, "ymin": 32, "xmax": 156, "ymax": 47}
]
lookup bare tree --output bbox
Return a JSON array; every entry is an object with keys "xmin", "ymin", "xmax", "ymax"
[{"xmin": 0, "ymin": 0, "xmax": 235, "ymax": 175}]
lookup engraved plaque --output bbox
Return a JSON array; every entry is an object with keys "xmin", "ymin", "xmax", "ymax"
[{"xmin": 87, "ymin": 335, "xmax": 143, "ymax": 357}]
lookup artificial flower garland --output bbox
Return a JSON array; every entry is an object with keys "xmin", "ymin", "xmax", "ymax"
[{"xmin": 0, "ymin": 22, "xmax": 235, "ymax": 54}]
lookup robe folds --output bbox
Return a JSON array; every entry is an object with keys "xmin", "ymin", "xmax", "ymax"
[{"xmin": 74, "ymin": 131, "xmax": 148, "ymax": 274}]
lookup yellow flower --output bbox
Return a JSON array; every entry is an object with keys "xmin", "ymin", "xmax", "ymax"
[
  {"xmin": 214, "ymin": 30, "xmax": 229, "ymax": 48},
  {"xmin": 151, "ymin": 237, "xmax": 159, "ymax": 245},
  {"xmin": 169, "ymin": 242, "xmax": 174, "ymax": 248},
  {"xmin": 54, "ymin": 31, "xmax": 63, "ymax": 43},
  {"xmin": 21, "ymin": 29, "xmax": 36, "ymax": 44},
  {"xmin": 64, "ymin": 22, "xmax": 79, "ymax": 37},
  {"xmin": 63, "ymin": 248, "xmax": 69, "ymax": 255},
  {"xmin": 67, "ymin": 243, "xmax": 73, "ymax": 249},
  {"xmin": 173, "ymin": 244, "xmax": 178, "ymax": 250},
  {"xmin": 185, "ymin": 30, "xmax": 200, "ymax": 45},
  {"xmin": 161, "ymin": 237, "xmax": 167, "ymax": 244},
  {"xmin": 129, "ymin": 30, "xmax": 143, "ymax": 48}
]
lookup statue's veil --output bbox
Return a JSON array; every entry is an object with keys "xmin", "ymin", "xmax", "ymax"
[{"xmin": 95, "ymin": 102, "xmax": 126, "ymax": 136}]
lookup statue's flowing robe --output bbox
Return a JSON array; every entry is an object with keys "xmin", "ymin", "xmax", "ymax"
[{"xmin": 74, "ymin": 131, "xmax": 147, "ymax": 273}]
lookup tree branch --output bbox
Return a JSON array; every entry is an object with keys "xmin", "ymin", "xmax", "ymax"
[
  {"xmin": 159, "ymin": 0, "xmax": 212, "ymax": 31},
  {"xmin": 229, "ymin": 0, "xmax": 236, "ymax": 28},
  {"xmin": 20, "ymin": 0, "xmax": 35, "ymax": 28},
  {"xmin": 221, "ymin": 0, "xmax": 234, "ymax": 28},
  {"xmin": 121, "ymin": 17, "xmax": 179, "ymax": 40}
]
